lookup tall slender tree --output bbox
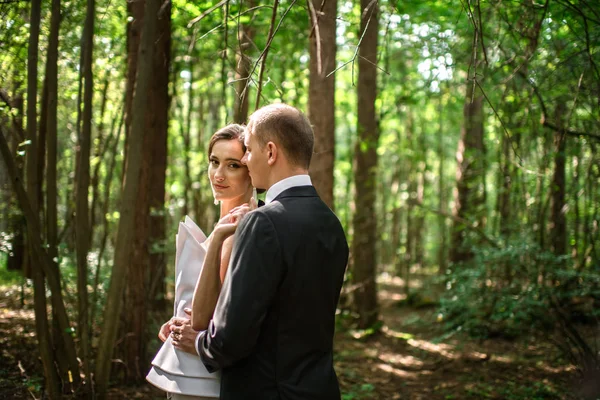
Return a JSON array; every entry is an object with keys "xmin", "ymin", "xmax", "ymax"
[
  {"xmin": 75, "ymin": 0, "xmax": 95, "ymax": 382},
  {"xmin": 351, "ymin": 0, "xmax": 380, "ymax": 329},
  {"xmin": 308, "ymin": 0, "xmax": 337, "ymax": 209},
  {"xmin": 233, "ymin": 0, "xmax": 256, "ymax": 124},
  {"xmin": 95, "ymin": 0, "xmax": 160, "ymax": 395}
]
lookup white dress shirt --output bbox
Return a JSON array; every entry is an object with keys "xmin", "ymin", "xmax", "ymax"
[
  {"xmin": 195, "ymin": 174, "xmax": 313, "ymax": 356},
  {"xmin": 265, "ymin": 174, "xmax": 313, "ymax": 204}
]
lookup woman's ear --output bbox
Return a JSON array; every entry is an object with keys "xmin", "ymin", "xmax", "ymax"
[{"xmin": 267, "ymin": 142, "xmax": 277, "ymax": 165}]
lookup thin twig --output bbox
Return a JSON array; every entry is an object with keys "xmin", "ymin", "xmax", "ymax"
[
  {"xmin": 252, "ymin": 0, "xmax": 297, "ymax": 109},
  {"xmin": 254, "ymin": 0, "xmax": 280, "ymax": 109},
  {"xmin": 326, "ymin": 0, "xmax": 377, "ymax": 84},
  {"xmin": 418, "ymin": 205, "xmax": 499, "ymax": 248},
  {"xmin": 307, "ymin": 0, "xmax": 322, "ymax": 75},
  {"xmin": 187, "ymin": 0, "xmax": 228, "ymax": 27}
]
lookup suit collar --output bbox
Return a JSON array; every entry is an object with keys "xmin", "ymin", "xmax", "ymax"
[
  {"xmin": 265, "ymin": 174, "xmax": 312, "ymax": 204},
  {"xmin": 273, "ymin": 185, "xmax": 318, "ymax": 200}
]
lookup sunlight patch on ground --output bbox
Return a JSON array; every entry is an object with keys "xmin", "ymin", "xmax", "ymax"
[
  {"xmin": 376, "ymin": 362, "xmax": 418, "ymax": 379},
  {"xmin": 538, "ymin": 364, "xmax": 576, "ymax": 374},
  {"xmin": 379, "ymin": 352, "xmax": 424, "ymax": 368},
  {"xmin": 377, "ymin": 272, "xmax": 405, "ymax": 286},
  {"xmin": 407, "ymin": 338, "xmax": 457, "ymax": 359},
  {"xmin": 379, "ymin": 289, "xmax": 406, "ymax": 302},
  {"xmin": 382, "ymin": 325, "xmax": 414, "ymax": 340},
  {"xmin": 491, "ymin": 354, "xmax": 513, "ymax": 363},
  {"xmin": 0, "ymin": 308, "xmax": 35, "ymax": 321}
]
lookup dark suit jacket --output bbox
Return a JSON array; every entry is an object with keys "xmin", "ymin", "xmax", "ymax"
[{"xmin": 197, "ymin": 185, "xmax": 349, "ymax": 400}]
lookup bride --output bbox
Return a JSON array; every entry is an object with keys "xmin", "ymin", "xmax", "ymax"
[{"xmin": 147, "ymin": 124, "xmax": 256, "ymax": 399}]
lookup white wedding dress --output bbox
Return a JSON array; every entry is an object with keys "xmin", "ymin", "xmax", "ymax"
[{"xmin": 146, "ymin": 217, "xmax": 220, "ymax": 399}]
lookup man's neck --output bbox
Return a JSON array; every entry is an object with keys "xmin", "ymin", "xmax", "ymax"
[{"xmin": 265, "ymin": 167, "xmax": 308, "ymax": 191}]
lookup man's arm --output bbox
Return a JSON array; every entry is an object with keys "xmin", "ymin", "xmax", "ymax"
[{"xmin": 197, "ymin": 210, "xmax": 282, "ymax": 372}]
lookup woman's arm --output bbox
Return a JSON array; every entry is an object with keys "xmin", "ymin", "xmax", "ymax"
[
  {"xmin": 190, "ymin": 203, "xmax": 253, "ymax": 331},
  {"xmin": 191, "ymin": 227, "xmax": 229, "ymax": 331}
]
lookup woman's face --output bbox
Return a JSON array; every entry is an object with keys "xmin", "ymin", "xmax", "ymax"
[{"xmin": 208, "ymin": 139, "xmax": 252, "ymax": 202}]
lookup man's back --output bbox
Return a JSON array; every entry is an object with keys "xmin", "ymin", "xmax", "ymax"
[{"xmin": 213, "ymin": 186, "xmax": 349, "ymax": 400}]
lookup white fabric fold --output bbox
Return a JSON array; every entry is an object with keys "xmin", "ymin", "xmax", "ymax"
[{"xmin": 147, "ymin": 216, "xmax": 220, "ymax": 395}]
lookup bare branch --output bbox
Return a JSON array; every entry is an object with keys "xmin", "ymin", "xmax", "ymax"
[
  {"xmin": 251, "ymin": 0, "xmax": 297, "ymax": 109},
  {"xmin": 187, "ymin": 0, "xmax": 228, "ymax": 28},
  {"xmin": 418, "ymin": 205, "xmax": 499, "ymax": 248},
  {"xmin": 307, "ymin": 0, "xmax": 322, "ymax": 75}
]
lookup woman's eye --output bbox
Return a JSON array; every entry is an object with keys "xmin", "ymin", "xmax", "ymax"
[
  {"xmin": 228, "ymin": 163, "xmax": 240, "ymax": 169},
  {"xmin": 210, "ymin": 160, "xmax": 219, "ymax": 166}
]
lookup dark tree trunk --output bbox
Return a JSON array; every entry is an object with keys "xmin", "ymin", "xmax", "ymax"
[
  {"xmin": 351, "ymin": 0, "xmax": 379, "ymax": 329},
  {"xmin": 449, "ymin": 79, "xmax": 487, "ymax": 265},
  {"xmin": 233, "ymin": 0, "xmax": 256, "ymax": 124},
  {"xmin": 75, "ymin": 0, "xmax": 95, "ymax": 382},
  {"xmin": 308, "ymin": 0, "xmax": 337, "ymax": 209},
  {"xmin": 437, "ymin": 94, "xmax": 448, "ymax": 275},
  {"xmin": 549, "ymin": 104, "xmax": 567, "ymax": 257},
  {"xmin": 146, "ymin": 0, "xmax": 170, "ymax": 319},
  {"xmin": 95, "ymin": 0, "xmax": 159, "ymax": 395},
  {"xmin": 120, "ymin": 0, "xmax": 170, "ymax": 382}
]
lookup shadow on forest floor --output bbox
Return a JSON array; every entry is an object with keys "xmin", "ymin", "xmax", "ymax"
[{"xmin": 0, "ymin": 276, "xmax": 583, "ymax": 399}]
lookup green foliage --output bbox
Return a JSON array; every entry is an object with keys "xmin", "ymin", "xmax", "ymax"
[
  {"xmin": 0, "ymin": 259, "xmax": 22, "ymax": 285},
  {"xmin": 439, "ymin": 235, "xmax": 600, "ymax": 339},
  {"xmin": 341, "ymin": 382, "xmax": 376, "ymax": 400}
]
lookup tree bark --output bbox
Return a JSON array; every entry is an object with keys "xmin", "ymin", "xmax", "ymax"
[
  {"xmin": 146, "ymin": 0, "xmax": 169, "ymax": 320},
  {"xmin": 24, "ymin": 2, "xmax": 62, "ymax": 397},
  {"xmin": 0, "ymin": 127, "xmax": 82, "ymax": 396},
  {"xmin": 351, "ymin": 0, "xmax": 379, "ymax": 329},
  {"xmin": 94, "ymin": 0, "xmax": 159, "ymax": 394},
  {"xmin": 233, "ymin": 0, "xmax": 256, "ymax": 124},
  {"xmin": 437, "ymin": 94, "xmax": 448, "ymax": 275},
  {"xmin": 549, "ymin": 103, "xmax": 567, "ymax": 257},
  {"xmin": 75, "ymin": 0, "xmax": 95, "ymax": 383},
  {"xmin": 45, "ymin": 0, "xmax": 73, "ymax": 389},
  {"xmin": 307, "ymin": 0, "xmax": 337, "ymax": 209},
  {"xmin": 449, "ymin": 78, "xmax": 487, "ymax": 265}
]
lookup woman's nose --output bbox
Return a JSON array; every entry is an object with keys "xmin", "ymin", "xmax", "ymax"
[{"xmin": 214, "ymin": 167, "xmax": 225, "ymax": 181}]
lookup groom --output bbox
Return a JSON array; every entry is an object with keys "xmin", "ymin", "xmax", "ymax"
[{"xmin": 178, "ymin": 103, "xmax": 349, "ymax": 399}]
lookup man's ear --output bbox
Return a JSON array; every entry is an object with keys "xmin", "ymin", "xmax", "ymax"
[{"xmin": 267, "ymin": 142, "xmax": 277, "ymax": 165}]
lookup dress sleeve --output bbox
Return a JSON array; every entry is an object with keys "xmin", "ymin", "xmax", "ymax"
[{"xmin": 197, "ymin": 210, "xmax": 282, "ymax": 372}]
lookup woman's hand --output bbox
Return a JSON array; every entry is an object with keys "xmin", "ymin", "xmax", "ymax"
[
  {"xmin": 158, "ymin": 319, "xmax": 173, "ymax": 342},
  {"xmin": 214, "ymin": 197, "xmax": 258, "ymax": 239},
  {"xmin": 171, "ymin": 309, "xmax": 199, "ymax": 355}
]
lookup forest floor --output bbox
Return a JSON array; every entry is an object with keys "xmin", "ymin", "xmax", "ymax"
[{"xmin": 0, "ymin": 275, "xmax": 587, "ymax": 400}]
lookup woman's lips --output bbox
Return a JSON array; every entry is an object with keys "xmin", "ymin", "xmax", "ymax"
[{"xmin": 213, "ymin": 184, "xmax": 229, "ymax": 190}]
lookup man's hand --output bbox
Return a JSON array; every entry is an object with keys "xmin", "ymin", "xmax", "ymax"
[{"xmin": 171, "ymin": 309, "xmax": 200, "ymax": 355}]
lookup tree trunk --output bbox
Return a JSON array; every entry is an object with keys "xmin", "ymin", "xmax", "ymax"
[
  {"xmin": 75, "ymin": 0, "xmax": 95, "ymax": 383},
  {"xmin": 233, "ymin": 0, "xmax": 256, "ymax": 124},
  {"xmin": 123, "ymin": 0, "xmax": 170, "ymax": 380},
  {"xmin": 45, "ymin": 0, "xmax": 73, "ymax": 389},
  {"xmin": 91, "ymin": 105, "xmax": 124, "ymax": 330},
  {"xmin": 403, "ymin": 114, "xmax": 415, "ymax": 293},
  {"xmin": 146, "ymin": 0, "xmax": 170, "ymax": 319},
  {"xmin": 182, "ymin": 61, "xmax": 193, "ymax": 217},
  {"xmin": 449, "ymin": 78, "xmax": 487, "ymax": 265},
  {"xmin": 549, "ymin": 103, "xmax": 567, "ymax": 257},
  {"xmin": 90, "ymin": 75, "xmax": 111, "ymax": 246},
  {"xmin": 24, "ymin": 2, "xmax": 61, "ymax": 397},
  {"xmin": 307, "ymin": 0, "xmax": 337, "ymax": 209},
  {"xmin": 572, "ymin": 140, "xmax": 581, "ymax": 263},
  {"xmin": 94, "ymin": 0, "xmax": 159, "ymax": 394},
  {"xmin": 351, "ymin": 0, "xmax": 379, "ymax": 329},
  {"xmin": 0, "ymin": 128, "xmax": 82, "ymax": 396},
  {"xmin": 437, "ymin": 94, "xmax": 448, "ymax": 275}
]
